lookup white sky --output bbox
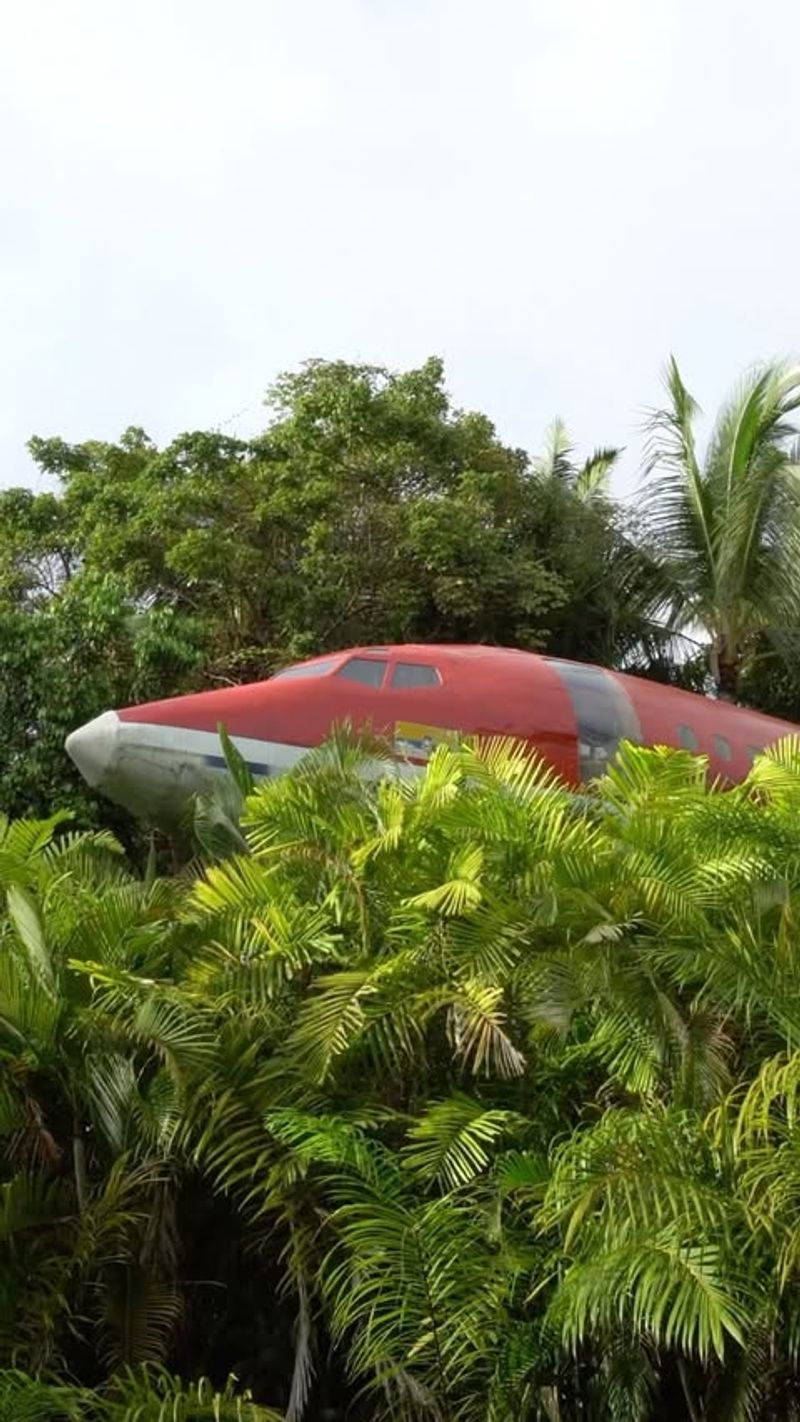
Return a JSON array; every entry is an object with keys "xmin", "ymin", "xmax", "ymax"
[{"xmin": 2, "ymin": 0, "xmax": 798, "ymax": 496}]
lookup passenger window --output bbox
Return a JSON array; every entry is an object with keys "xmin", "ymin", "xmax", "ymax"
[
  {"xmin": 747, "ymin": 745, "xmax": 762, "ymax": 765},
  {"xmin": 550, "ymin": 659, "xmax": 641, "ymax": 782},
  {"xmin": 678, "ymin": 724, "xmax": 699, "ymax": 752},
  {"xmin": 391, "ymin": 663, "xmax": 441, "ymax": 689},
  {"xmin": 713, "ymin": 734, "xmax": 733, "ymax": 762},
  {"xmin": 336, "ymin": 657, "xmax": 387, "ymax": 688}
]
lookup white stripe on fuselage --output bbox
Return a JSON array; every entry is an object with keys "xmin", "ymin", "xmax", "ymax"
[
  {"xmin": 120, "ymin": 718, "xmax": 310, "ymax": 776},
  {"xmin": 66, "ymin": 712, "xmax": 422, "ymax": 822},
  {"xmin": 67, "ymin": 712, "xmax": 311, "ymax": 819}
]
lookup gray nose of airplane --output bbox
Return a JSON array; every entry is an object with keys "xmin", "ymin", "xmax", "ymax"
[
  {"xmin": 65, "ymin": 710, "xmax": 120, "ymax": 788},
  {"xmin": 65, "ymin": 707, "xmax": 294, "ymax": 823},
  {"xmin": 64, "ymin": 708, "xmax": 230, "ymax": 822}
]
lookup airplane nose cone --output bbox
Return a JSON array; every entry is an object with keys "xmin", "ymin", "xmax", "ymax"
[{"xmin": 65, "ymin": 710, "xmax": 120, "ymax": 788}]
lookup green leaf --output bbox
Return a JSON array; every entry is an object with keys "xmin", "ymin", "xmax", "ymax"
[{"xmin": 7, "ymin": 884, "xmax": 54, "ymax": 993}]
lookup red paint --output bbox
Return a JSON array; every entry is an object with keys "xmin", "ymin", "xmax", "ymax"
[
  {"xmin": 119, "ymin": 644, "xmax": 798, "ymax": 785},
  {"xmin": 609, "ymin": 667, "xmax": 790, "ymax": 781}
]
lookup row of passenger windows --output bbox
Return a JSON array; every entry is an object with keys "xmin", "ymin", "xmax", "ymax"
[
  {"xmin": 678, "ymin": 724, "xmax": 761, "ymax": 764},
  {"xmin": 274, "ymin": 657, "xmax": 441, "ymax": 689},
  {"xmin": 678, "ymin": 724, "xmax": 735, "ymax": 760}
]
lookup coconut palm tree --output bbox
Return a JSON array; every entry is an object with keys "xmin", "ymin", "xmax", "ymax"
[
  {"xmin": 533, "ymin": 418, "xmax": 621, "ymax": 503},
  {"xmin": 642, "ymin": 357, "xmax": 800, "ymax": 700},
  {"xmin": 529, "ymin": 419, "xmax": 694, "ymax": 674}
]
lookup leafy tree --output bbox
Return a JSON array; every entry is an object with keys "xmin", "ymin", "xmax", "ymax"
[
  {"xmin": 641, "ymin": 357, "xmax": 800, "ymax": 700},
  {"xmin": 0, "ymin": 487, "xmax": 76, "ymax": 605},
  {"xmin": 0, "ymin": 575, "xmax": 203, "ymax": 826},
  {"xmin": 26, "ymin": 362, "xmax": 569, "ymax": 669},
  {"xmin": 17, "ymin": 355, "xmax": 656, "ymax": 693}
]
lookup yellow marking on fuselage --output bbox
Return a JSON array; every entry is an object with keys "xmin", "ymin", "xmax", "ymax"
[{"xmin": 393, "ymin": 722, "xmax": 460, "ymax": 760}]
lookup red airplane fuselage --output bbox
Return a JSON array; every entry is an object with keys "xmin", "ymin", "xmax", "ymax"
[{"xmin": 65, "ymin": 644, "xmax": 799, "ymax": 821}]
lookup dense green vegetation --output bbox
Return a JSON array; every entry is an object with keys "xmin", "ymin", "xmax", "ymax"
[
  {"xmin": 5, "ymin": 352, "xmax": 800, "ymax": 1418},
  {"xmin": 5, "ymin": 736, "xmax": 800, "ymax": 1418},
  {"xmin": 6, "ymin": 353, "xmax": 800, "ymax": 827},
  {"xmin": 641, "ymin": 358, "xmax": 800, "ymax": 701},
  {"xmin": 0, "ymin": 355, "xmax": 697, "ymax": 824}
]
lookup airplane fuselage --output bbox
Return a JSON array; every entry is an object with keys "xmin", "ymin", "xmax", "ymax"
[{"xmin": 65, "ymin": 644, "xmax": 799, "ymax": 822}]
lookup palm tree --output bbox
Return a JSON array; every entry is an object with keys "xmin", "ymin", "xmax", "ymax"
[
  {"xmin": 0, "ymin": 811, "xmax": 212, "ymax": 1371},
  {"xmin": 533, "ymin": 418, "xmax": 621, "ymax": 503},
  {"xmin": 189, "ymin": 730, "xmax": 800, "ymax": 1418},
  {"xmin": 16, "ymin": 728, "xmax": 800, "ymax": 1416},
  {"xmin": 642, "ymin": 357, "xmax": 800, "ymax": 700},
  {"xmin": 529, "ymin": 419, "xmax": 693, "ymax": 673}
]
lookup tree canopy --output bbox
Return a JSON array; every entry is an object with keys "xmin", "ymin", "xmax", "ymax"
[{"xmin": 0, "ymin": 356, "xmax": 671, "ymax": 823}]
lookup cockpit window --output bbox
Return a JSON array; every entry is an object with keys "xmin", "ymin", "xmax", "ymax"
[
  {"xmin": 336, "ymin": 657, "xmax": 387, "ymax": 688},
  {"xmin": 273, "ymin": 658, "xmax": 337, "ymax": 680},
  {"xmin": 391, "ymin": 662, "xmax": 441, "ymax": 689}
]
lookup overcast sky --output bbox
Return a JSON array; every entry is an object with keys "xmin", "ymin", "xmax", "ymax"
[{"xmin": 2, "ymin": 0, "xmax": 798, "ymax": 495}]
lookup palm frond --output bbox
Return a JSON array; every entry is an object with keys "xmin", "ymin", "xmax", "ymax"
[
  {"xmin": 549, "ymin": 1236, "xmax": 750, "ymax": 1363},
  {"xmin": 103, "ymin": 1365, "xmax": 283, "ymax": 1420},
  {"xmin": 402, "ymin": 1094, "xmax": 520, "ymax": 1191},
  {"xmin": 6, "ymin": 885, "xmax": 55, "ymax": 994},
  {"xmin": 574, "ymin": 446, "xmax": 620, "ymax": 502}
]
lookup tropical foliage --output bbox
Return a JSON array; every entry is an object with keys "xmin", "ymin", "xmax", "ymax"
[
  {"xmin": 0, "ymin": 1367, "xmax": 280, "ymax": 1421},
  {"xmin": 0, "ymin": 357, "xmax": 672, "ymax": 823},
  {"xmin": 7, "ymin": 349, "xmax": 800, "ymax": 1415},
  {"xmin": 642, "ymin": 357, "xmax": 800, "ymax": 699},
  {"xmin": 7, "ymin": 352, "xmax": 800, "ymax": 821},
  {"xmin": 4, "ymin": 733, "xmax": 800, "ymax": 1416}
]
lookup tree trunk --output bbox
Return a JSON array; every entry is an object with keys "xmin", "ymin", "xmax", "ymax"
[{"xmin": 716, "ymin": 654, "xmax": 739, "ymax": 703}]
